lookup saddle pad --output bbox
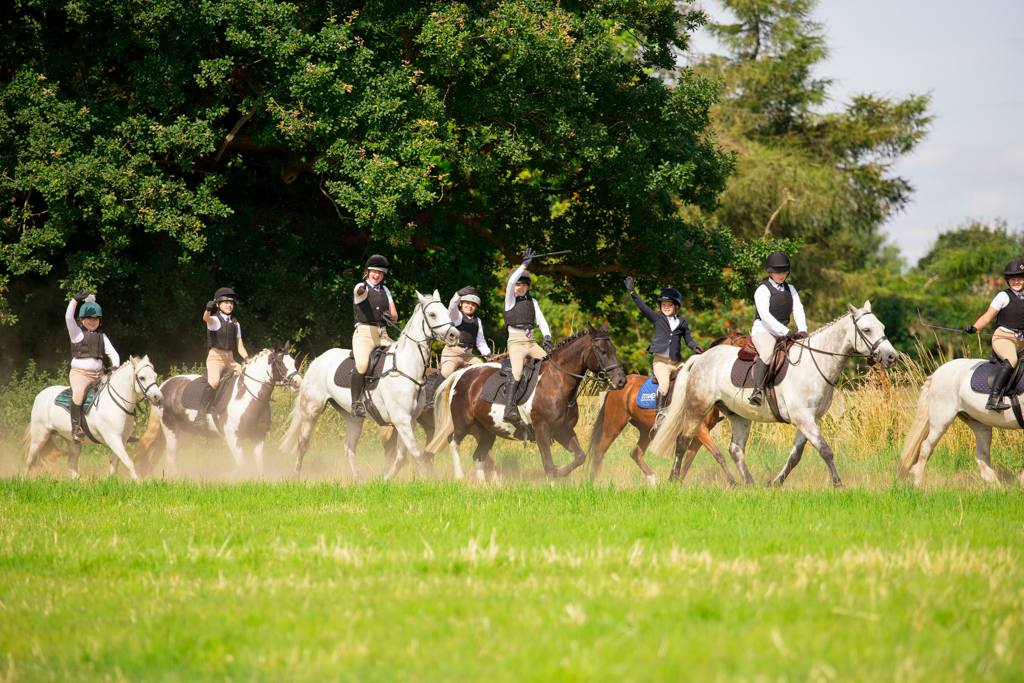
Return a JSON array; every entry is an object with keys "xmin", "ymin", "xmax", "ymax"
[
  {"xmin": 730, "ymin": 357, "xmax": 790, "ymax": 389},
  {"xmin": 54, "ymin": 386, "xmax": 100, "ymax": 413},
  {"xmin": 636, "ymin": 376, "xmax": 658, "ymax": 409},
  {"xmin": 180, "ymin": 375, "xmax": 237, "ymax": 412},
  {"xmin": 481, "ymin": 362, "xmax": 544, "ymax": 406},
  {"xmin": 333, "ymin": 347, "xmax": 389, "ymax": 388},
  {"xmin": 969, "ymin": 361, "xmax": 1024, "ymax": 395}
]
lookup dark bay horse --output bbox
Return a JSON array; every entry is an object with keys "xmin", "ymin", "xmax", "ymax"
[{"xmin": 426, "ymin": 323, "xmax": 628, "ymax": 482}]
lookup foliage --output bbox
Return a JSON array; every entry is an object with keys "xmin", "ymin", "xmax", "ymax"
[
  {"xmin": 0, "ymin": 359, "xmax": 63, "ymax": 442},
  {"xmin": 0, "ymin": 0, "xmax": 751, "ymax": 374},
  {"xmin": 684, "ymin": 0, "xmax": 932, "ymax": 315}
]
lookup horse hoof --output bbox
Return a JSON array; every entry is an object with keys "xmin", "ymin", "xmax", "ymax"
[{"xmin": 646, "ymin": 475, "xmax": 657, "ymax": 487}]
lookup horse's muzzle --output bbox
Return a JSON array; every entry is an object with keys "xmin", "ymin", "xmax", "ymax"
[
  {"xmin": 880, "ymin": 350, "xmax": 899, "ymax": 369},
  {"xmin": 149, "ymin": 390, "xmax": 164, "ymax": 407},
  {"xmin": 445, "ymin": 329, "xmax": 460, "ymax": 347}
]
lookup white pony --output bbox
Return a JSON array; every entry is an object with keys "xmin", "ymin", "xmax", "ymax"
[
  {"xmin": 899, "ymin": 360, "xmax": 1024, "ymax": 486},
  {"xmin": 281, "ymin": 291, "xmax": 459, "ymax": 480},
  {"xmin": 650, "ymin": 303, "xmax": 898, "ymax": 487},
  {"xmin": 134, "ymin": 345, "xmax": 301, "ymax": 478},
  {"xmin": 21, "ymin": 356, "xmax": 163, "ymax": 480}
]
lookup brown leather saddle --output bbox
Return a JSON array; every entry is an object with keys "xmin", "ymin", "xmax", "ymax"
[{"xmin": 732, "ymin": 335, "xmax": 794, "ymax": 423}]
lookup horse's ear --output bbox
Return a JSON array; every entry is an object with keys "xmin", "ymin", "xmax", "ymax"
[
  {"xmin": 284, "ymin": 341, "xmax": 291, "ymax": 352},
  {"xmin": 863, "ymin": 300, "xmax": 872, "ymax": 313},
  {"xmin": 416, "ymin": 291, "xmax": 429, "ymax": 305},
  {"xmin": 141, "ymin": 355, "xmax": 149, "ymax": 364},
  {"xmin": 433, "ymin": 289, "xmax": 441, "ymax": 302},
  {"xmin": 847, "ymin": 303, "xmax": 858, "ymax": 316},
  {"xmin": 588, "ymin": 322, "xmax": 595, "ymax": 332},
  {"xmin": 601, "ymin": 321, "xmax": 610, "ymax": 333}
]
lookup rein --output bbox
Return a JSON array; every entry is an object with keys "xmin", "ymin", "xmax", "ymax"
[
  {"xmin": 379, "ymin": 300, "xmax": 454, "ymax": 390},
  {"xmin": 103, "ymin": 363, "xmax": 158, "ymax": 416},
  {"xmin": 546, "ymin": 334, "xmax": 624, "ymax": 407},
  {"xmin": 240, "ymin": 351, "xmax": 297, "ymax": 403},
  {"xmin": 791, "ymin": 313, "xmax": 889, "ymax": 387}
]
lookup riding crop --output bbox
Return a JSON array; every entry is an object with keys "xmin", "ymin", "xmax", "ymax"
[{"xmin": 916, "ymin": 309, "xmax": 998, "ymax": 337}]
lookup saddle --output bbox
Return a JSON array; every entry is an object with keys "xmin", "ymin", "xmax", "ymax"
[
  {"xmin": 54, "ymin": 378, "xmax": 104, "ymax": 443},
  {"xmin": 732, "ymin": 336, "xmax": 794, "ymax": 424},
  {"xmin": 969, "ymin": 356, "xmax": 1024, "ymax": 397},
  {"xmin": 333, "ymin": 346, "xmax": 390, "ymax": 390},
  {"xmin": 180, "ymin": 370, "xmax": 238, "ymax": 413},
  {"xmin": 635, "ymin": 368, "xmax": 684, "ymax": 410},
  {"xmin": 481, "ymin": 358, "xmax": 544, "ymax": 405}
]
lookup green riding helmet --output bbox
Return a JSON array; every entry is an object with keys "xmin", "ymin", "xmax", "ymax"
[{"xmin": 78, "ymin": 302, "xmax": 103, "ymax": 318}]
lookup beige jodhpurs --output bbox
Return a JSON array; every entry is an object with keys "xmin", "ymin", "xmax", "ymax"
[
  {"xmin": 507, "ymin": 332, "xmax": 547, "ymax": 381},
  {"xmin": 992, "ymin": 330, "xmax": 1024, "ymax": 368},
  {"xmin": 69, "ymin": 368, "xmax": 102, "ymax": 404},
  {"xmin": 353, "ymin": 324, "xmax": 393, "ymax": 373},
  {"xmin": 652, "ymin": 355, "xmax": 682, "ymax": 396},
  {"xmin": 206, "ymin": 348, "xmax": 241, "ymax": 389},
  {"xmin": 752, "ymin": 332, "xmax": 782, "ymax": 363},
  {"xmin": 440, "ymin": 346, "xmax": 483, "ymax": 377}
]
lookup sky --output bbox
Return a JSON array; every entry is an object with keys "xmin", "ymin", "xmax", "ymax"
[{"xmin": 686, "ymin": 0, "xmax": 1024, "ymax": 266}]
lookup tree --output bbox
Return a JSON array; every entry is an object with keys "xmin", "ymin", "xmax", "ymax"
[
  {"xmin": 687, "ymin": 0, "xmax": 932, "ymax": 317},
  {"xmin": 1, "ymin": 0, "xmax": 744, "ymax": 373}
]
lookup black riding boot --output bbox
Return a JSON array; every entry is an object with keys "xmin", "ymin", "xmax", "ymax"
[
  {"xmin": 70, "ymin": 402, "xmax": 85, "ymax": 443},
  {"xmin": 350, "ymin": 370, "xmax": 366, "ymax": 418},
  {"xmin": 503, "ymin": 375, "xmax": 521, "ymax": 427},
  {"xmin": 193, "ymin": 384, "xmax": 214, "ymax": 427},
  {"xmin": 653, "ymin": 392, "xmax": 667, "ymax": 429},
  {"xmin": 748, "ymin": 358, "xmax": 770, "ymax": 406},
  {"xmin": 986, "ymin": 360, "xmax": 1014, "ymax": 411}
]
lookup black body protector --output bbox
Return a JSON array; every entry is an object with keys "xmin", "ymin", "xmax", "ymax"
[
  {"xmin": 996, "ymin": 289, "xmax": 1024, "ymax": 333},
  {"xmin": 504, "ymin": 295, "xmax": 536, "ymax": 329},
  {"xmin": 754, "ymin": 279, "xmax": 794, "ymax": 326},
  {"xmin": 353, "ymin": 284, "xmax": 390, "ymax": 325},
  {"xmin": 456, "ymin": 317, "xmax": 480, "ymax": 349},
  {"xmin": 71, "ymin": 331, "xmax": 105, "ymax": 359},
  {"xmin": 208, "ymin": 312, "xmax": 238, "ymax": 351}
]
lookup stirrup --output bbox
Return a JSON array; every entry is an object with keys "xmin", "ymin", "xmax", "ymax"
[
  {"xmin": 351, "ymin": 400, "xmax": 366, "ymax": 418},
  {"xmin": 986, "ymin": 394, "xmax": 1010, "ymax": 412},
  {"xmin": 192, "ymin": 412, "xmax": 207, "ymax": 428},
  {"xmin": 748, "ymin": 389, "xmax": 763, "ymax": 406}
]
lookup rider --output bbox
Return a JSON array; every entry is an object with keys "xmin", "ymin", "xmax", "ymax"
[
  {"xmin": 66, "ymin": 292, "xmax": 120, "ymax": 442},
  {"xmin": 623, "ymin": 277, "xmax": 703, "ymax": 420},
  {"xmin": 748, "ymin": 251, "xmax": 807, "ymax": 406},
  {"xmin": 196, "ymin": 287, "xmax": 250, "ymax": 427},
  {"xmin": 964, "ymin": 259, "xmax": 1024, "ymax": 411},
  {"xmin": 351, "ymin": 254, "xmax": 398, "ymax": 417},
  {"xmin": 440, "ymin": 286, "xmax": 492, "ymax": 377},
  {"xmin": 503, "ymin": 248, "xmax": 552, "ymax": 427}
]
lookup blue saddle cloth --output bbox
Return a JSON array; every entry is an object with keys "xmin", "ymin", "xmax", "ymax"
[
  {"xmin": 969, "ymin": 361, "xmax": 1024, "ymax": 395},
  {"xmin": 54, "ymin": 386, "xmax": 100, "ymax": 413},
  {"xmin": 636, "ymin": 376, "xmax": 658, "ymax": 409}
]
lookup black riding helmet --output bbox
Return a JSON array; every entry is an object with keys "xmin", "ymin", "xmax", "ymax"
[
  {"xmin": 1004, "ymin": 260, "xmax": 1024, "ymax": 281},
  {"xmin": 764, "ymin": 251, "xmax": 791, "ymax": 273},
  {"xmin": 214, "ymin": 287, "xmax": 238, "ymax": 303},
  {"xmin": 656, "ymin": 288, "xmax": 682, "ymax": 307},
  {"xmin": 458, "ymin": 286, "xmax": 485, "ymax": 306},
  {"xmin": 366, "ymin": 254, "xmax": 389, "ymax": 274}
]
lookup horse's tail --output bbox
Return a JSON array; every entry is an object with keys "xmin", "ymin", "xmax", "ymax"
[
  {"xmin": 425, "ymin": 371, "xmax": 462, "ymax": 454},
  {"xmin": 133, "ymin": 412, "xmax": 165, "ymax": 478},
  {"xmin": 279, "ymin": 391, "xmax": 307, "ymax": 455},
  {"xmin": 20, "ymin": 424, "xmax": 68, "ymax": 466},
  {"xmin": 898, "ymin": 376, "xmax": 932, "ymax": 480},
  {"xmin": 587, "ymin": 390, "xmax": 610, "ymax": 458},
  {"xmin": 648, "ymin": 356, "xmax": 696, "ymax": 458}
]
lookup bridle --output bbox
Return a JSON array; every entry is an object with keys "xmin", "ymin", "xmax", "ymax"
[
  {"xmin": 240, "ymin": 350, "xmax": 300, "ymax": 402},
  {"xmin": 792, "ymin": 313, "xmax": 889, "ymax": 387},
  {"xmin": 546, "ymin": 333, "xmax": 625, "ymax": 407},
  {"xmin": 380, "ymin": 300, "xmax": 456, "ymax": 389},
  {"xmin": 104, "ymin": 361, "xmax": 160, "ymax": 416}
]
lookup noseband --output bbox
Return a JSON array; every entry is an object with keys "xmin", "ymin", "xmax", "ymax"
[
  {"xmin": 240, "ymin": 351, "xmax": 300, "ymax": 402},
  {"xmin": 546, "ymin": 333, "xmax": 625, "ymax": 406},
  {"xmin": 852, "ymin": 313, "xmax": 889, "ymax": 366}
]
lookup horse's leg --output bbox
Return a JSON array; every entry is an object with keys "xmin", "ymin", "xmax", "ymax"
[
  {"xmin": 669, "ymin": 405, "xmax": 711, "ymax": 481},
  {"xmin": 726, "ymin": 417, "xmax": 756, "ymax": 486},
  {"xmin": 292, "ymin": 394, "xmax": 327, "ymax": 478},
  {"xmin": 959, "ymin": 416, "xmax": 999, "ymax": 485},
  {"xmin": 106, "ymin": 437, "xmax": 140, "ymax": 482},
  {"xmin": 252, "ymin": 439, "xmax": 266, "ymax": 478},
  {"xmin": 384, "ymin": 418, "xmax": 425, "ymax": 480},
  {"xmin": 534, "ymin": 424, "xmax": 558, "ymax": 480},
  {"xmin": 785, "ymin": 416, "xmax": 841, "ymax": 488},
  {"xmin": 626, "ymin": 427, "xmax": 657, "ymax": 486},
  {"xmin": 591, "ymin": 403, "xmax": 631, "ymax": 482},
  {"xmin": 22, "ymin": 425, "xmax": 51, "ymax": 476},
  {"xmin": 908, "ymin": 407, "xmax": 958, "ymax": 487},
  {"xmin": 109, "ymin": 450, "xmax": 119, "ymax": 476},
  {"xmin": 343, "ymin": 414, "xmax": 364, "ymax": 482},
  {"xmin": 554, "ymin": 430, "xmax": 588, "ymax": 478},
  {"xmin": 683, "ymin": 420, "xmax": 737, "ymax": 487},
  {"xmin": 769, "ymin": 430, "xmax": 808, "ymax": 488},
  {"xmin": 223, "ymin": 429, "xmax": 247, "ymax": 479},
  {"xmin": 67, "ymin": 441, "xmax": 83, "ymax": 479},
  {"xmin": 473, "ymin": 429, "xmax": 498, "ymax": 484},
  {"xmin": 163, "ymin": 423, "xmax": 190, "ymax": 479}
]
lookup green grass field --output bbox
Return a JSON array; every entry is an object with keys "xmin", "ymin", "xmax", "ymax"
[{"xmin": 1, "ymin": 470, "xmax": 1021, "ymax": 681}]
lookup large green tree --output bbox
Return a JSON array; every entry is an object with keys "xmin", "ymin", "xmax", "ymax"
[
  {"xmin": 1, "ymin": 0, "xmax": 742, "ymax": 372},
  {"xmin": 688, "ymin": 0, "xmax": 932, "ymax": 317}
]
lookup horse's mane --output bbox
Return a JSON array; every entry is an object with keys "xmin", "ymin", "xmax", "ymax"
[
  {"xmin": 549, "ymin": 328, "xmax": 590, "ymax": 353},
  {"xmin": 809, "ymin": 311, "xmax": 852, "ymax": 337},
  {"xmin": 242, "ymin": 348, "xmax": 274, "ymax": 366}
]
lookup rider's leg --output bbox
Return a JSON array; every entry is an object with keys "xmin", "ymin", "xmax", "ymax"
[
  {"xmin": 195, "ymin": 349, "xmax": 225, "ymax": 427},
  {"xmin": 748, "ymin": 333, "xmax": 776, "ymax": 406},
  {"xmin": 988, "ymin": 335, "xmax": 1018, "ymax": 411},
  {"xmin": 652, "ymin": 355, "xmax": 679, "ymax": 427},
  {"xmin": 439, "ymin": 347, "xmax": 463, "ymax": 379},
  {"xmin": 69, "ymin": 367, "xmax": 100, "ymax": 442},
  {"xmin": 350, "ymin": 324, "xmax": 381, "ymax": 418},
  {"xmin": 504, "ymin": 333, "xmax": 531, "ymax": 425}
]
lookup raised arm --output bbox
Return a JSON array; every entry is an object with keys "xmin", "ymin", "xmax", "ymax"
[{"xmin": 448, "ymin": 292, "xmax": 462, "ymax": 324}]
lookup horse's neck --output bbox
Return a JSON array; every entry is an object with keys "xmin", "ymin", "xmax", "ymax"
[
  {"xmin": 392, "ymin": 307, "xmax": 428, "ymax": 373},
  {"xmin": 109, "ymin": 365, "xmax": 136, "ymax": 397},
  {"xmin": 242, "ymin": 356, "xmax": 271, "ymax": 382},
  {"xmin": 806, "ymin": 316, "xmax": 854, "ymax": 381},
  {"xmin": 549, "ymin": 337, "xmax": 588, "ymax": 377}
]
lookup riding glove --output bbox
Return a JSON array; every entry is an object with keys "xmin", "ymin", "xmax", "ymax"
[
  {"xmin": 206, "ymin": 300, "xmax": 216, "ymax": 313},
  {"xmin": 522, "ymin": 247, "xmax": 535, "ymax": 268},
  {"xmin": 963, "ymin": 325, "xmax": 978, "ymax": 335},
  {"xmin": 785, "ymin": 330, "xmax": 798, "ymax": 340},
  {"xmin": 623, "ymin": 276, "xmax": 635, "ymax": 292},
  {"xmin": 693, "ymin": 346, "xmax": 703, "ymax": 354},
  {"xmin": 74, "ymin": 291, "xmax": 92, "ymax": 302},
  {"xmin": 543, "ymin": 335, "xmax": 553, "ymax": 351}
]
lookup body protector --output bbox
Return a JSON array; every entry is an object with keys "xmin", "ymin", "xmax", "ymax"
[
  {"xmin": 214, "ymin": 287, "xmax": 237, "ymax": 303},
  {"xmin": 354, "ymin": 283, "xmax": 390, "ymax": 324},
  {"xmin": 456, "ymin": 317, "xmax": 480, "ymax": 348},
  {"xmin": 754, "ymin": 279, "xmax": 794, "ymax": 326},
  {"xmin": 1005, "ymin": 260, "xmax": 1024, "ymax": 281},
  {"xmin": 71, "ymin": 330, "xmax": 105, "ymax": 359},
  {"xmin": 996, "ymin": 288, "xmax": 1024, "ymax": 333},
  {"xmin": 504, "ymin": 295, "xmax": 536, "ymax": 329},
  {"xmin": 765, "ymin": 251, "xmax": 791, "ymax": 273},
  {"xmin": 208, "ymin": 311, "xmax": 239, "ymax": 350},
  {"xmin": 366, "ymin": 254, "xmax": 389, "ymax": 274}
]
